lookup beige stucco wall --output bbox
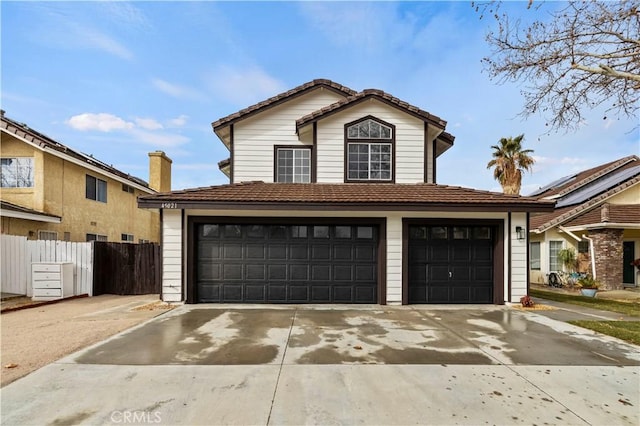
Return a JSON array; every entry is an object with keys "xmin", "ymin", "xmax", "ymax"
[
  {"xmin": 1, "ymin": 134, "xmax": 160, "ymax": 242},
  {"xmin": 607, "ymin": 183, "xmax": 640, "ymax": 204}
]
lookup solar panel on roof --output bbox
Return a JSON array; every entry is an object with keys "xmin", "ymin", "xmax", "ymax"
[
  {"xmin": 528, "ymin": 174, "xmax": 577, "ymax": 196},
  {"xmin": 556, "ymin": 165, "xmax": 640, "ymax": 208}
]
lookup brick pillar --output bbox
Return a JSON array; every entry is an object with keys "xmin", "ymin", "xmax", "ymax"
[{"xmin": 590, "ymin": 229, "xmax": 624, "ymax": 290}]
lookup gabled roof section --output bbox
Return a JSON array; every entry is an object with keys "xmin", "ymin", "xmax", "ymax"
[
  {"xmin": 1, "ymin": 111, "xmax": 153, "ymax": 193},
  {"xmin": 296, "ymin": 89, "xmax": 448, "ymax": 133},
  {"xmin": 562, "ymin": 204, "xmax": 640, "ymax": 229},
  {"xmin": 530, "ymin": 154, "xmax": 640, "ymax": 232},
  {"xmin": 211, "ymin": 79, "xmax": 357, "ymax": 133},
  {"xmin": 139, "ymin": 181, "xmax": 554, "ymax": 212},
  {"xmin": 529, "ymin": 155, "xmax": 639, "ymax": 199}
]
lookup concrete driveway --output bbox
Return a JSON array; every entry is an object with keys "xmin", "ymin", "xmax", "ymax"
[{"xmin": 2, "ymin": 305, "xmax": 639, "ymax": 425}]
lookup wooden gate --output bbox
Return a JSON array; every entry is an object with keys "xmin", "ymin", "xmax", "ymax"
[{"xmin": 92, "ymin": 242, "xmax": 161, "ymax": 295}]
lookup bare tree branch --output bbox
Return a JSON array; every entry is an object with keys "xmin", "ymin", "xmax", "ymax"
[{"xmin": 473, "ymin": 0, "xmax": 640, "ymax": 132}]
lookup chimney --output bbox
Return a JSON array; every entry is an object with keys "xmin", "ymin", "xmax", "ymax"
[{"xmin": 148, "ymin": 151, "xmax": 172, "ymax": 192}]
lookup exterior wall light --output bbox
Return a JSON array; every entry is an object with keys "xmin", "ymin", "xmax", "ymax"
[{"xmin": 515, "ymin": 226, "xmax": 526, "ymax": 241}]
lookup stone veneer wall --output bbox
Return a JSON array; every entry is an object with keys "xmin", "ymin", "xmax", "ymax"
[{"xmin": 590, "ymin": 228, "xmax": 624, "ymax": 290}]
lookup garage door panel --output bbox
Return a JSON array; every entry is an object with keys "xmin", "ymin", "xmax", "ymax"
[
  {"xmin": 430, "ymin": 245, "xmax": 449, "ymax": 262},
  {"xmin": 311, "ymin": 245, "xmax": 331, "ymax": 260},
  {"xmin": 333, "ymin": 286, "xmax": 353, "ymax": 302},
  {"xmin": 451, "ymin": 266, "xmax": 471, "ymax": 281},
  {"xmin": 355, "ymin": 265, "xmax": 375, "ymax": 281},
  {"xmin": 196, "ymin": 223, "xmax": 378, "ymax": 304},
  {"xmin": 268, "ymin": 245, "xmax": 287, "ymax": 259},
  {"xmin": 222, "ymin": 285, "xmax": 243, "ymax": 301},
  {"xmin": 452, "ymin": 245, "xmax": 471, "ymax": 262},
  {"xmin": 475, "ymin": 266, "xmax": 493, "ymax": 281},
  {"xmin": 451, "ymin": 287, "xmax": 471, "ymax": 303},
  {"xmin": 246, "ymin": 244, "xmax": 266, "ymax": 259},
  {"xmin": 333, "ymin": 265, "xmax": 353, "ymax": 281},
  {"xmin": 334, "ymin": 245, "xmax": 353, "ymax": 261},
  {"xmin": 289, "ymin": 285, "xmax": 309, "ymax": 302},
  {"xmin": 408, "ymin": 246, "xmax": 427, "ymax": 262},
  {"xmin": 198, "ymin": 242, "xmax": 221, "ymax": 259},
  {"xmin": 311, "ymin": 265, "xmax": 331, "ymax": 281},
  {"xmin": 312, "ymin": 286, "xmax": 330, "ymax": 301},
  {"xmin": 290, "ymin": 265, "xmax": 309, "ymax": 280},
  {"xmin": 199, "ymin": 283, "xmax": 219, "ymax": 301},
  {"xmin": 268, "ymin": 265, "xmax": 287, "ymax": 280},
  {"xmin": 430, "ymin": 265, "xmax": 449, "ymax": 281},
  {"xmin": 246, "ymin": 264, "xmax": 265, "ymax": 280},
  {"xmin": 223, "ymin": 244, "xmax": 242, "ymax": 259},
  {"xmin": 429, "ymin": 286, "xmax": 449, "ymax": 303},
  {"xmin": 223, "ymin": 264, "xmax": 242, "ymax": 280},
  {"xmin": 268, "ymin": 285, "xmax": 286, "ymax": 301},
  {"xmin": 245, "ymin": 285, "xmax": 265, "ymax": 302},
  {"xmin": 473, "ymin": 287, "xmax": 493, "ymax": 303}
]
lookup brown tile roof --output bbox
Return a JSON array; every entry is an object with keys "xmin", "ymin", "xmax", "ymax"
[
  {"xmin": 138, "ymin": 181, "xmax": 554, "ymax": 211},
  {"xmin": 1, "ymin": 112, "xmax": 152, "ymax": 190},
  {"xmin": 562, "ymin": 204, "xmax": 640, "ymax": 228},
  {"xmin": 211, "ymin": 79, "xmax": 357, "ymax": 131},
  {"xmin": 296, "ymin": 88, "xmax": 448, "ymax": 132}
]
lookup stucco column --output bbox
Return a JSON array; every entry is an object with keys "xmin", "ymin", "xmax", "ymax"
[{"xmin": 590, "ymin": 228, "xmax": 624, "ymax": 290}]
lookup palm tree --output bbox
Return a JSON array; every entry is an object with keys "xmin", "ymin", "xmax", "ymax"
[{"xmin": 487, "ymin": 134, "xmax": 535, "ymax": 195}]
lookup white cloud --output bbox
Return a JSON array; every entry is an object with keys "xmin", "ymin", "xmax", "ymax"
[
  {"xmin": 135, "ymin": 117, "xmax": 163, "ymax": 130},
  {"xmin": 204, "ymin": 66, "xmax": 286, "ymax": 106},
  {"xmin": 167, "ymin": 115, "xmax": 189, "ymax": 127},
  {"xmin": 152, "ymin": 78, "xmax": 207, "ymax": 101},
  {"xmin": 66, "ymin": 113, "xmax": 188, "ymax": 148},
  {"xmin": 67, "ymin": 113, "xmax": 134, "ymax": 132}
]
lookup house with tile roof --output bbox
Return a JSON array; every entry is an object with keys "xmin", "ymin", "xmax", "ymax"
[
  {"xmin": 139, "ymin": 79, "xmax": 554, "ymax": 305},
  {"xmin": 529, "ymin": 155, "xmax": 640, "ymax": 290},
  {"xmin": 1, "ymin": 111, "xmax": 171, "ymax": 243}
]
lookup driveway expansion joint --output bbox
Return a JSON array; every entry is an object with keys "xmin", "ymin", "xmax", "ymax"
[{"xmin": 267, "ymin": 307, "xmax": 298, "ymax": 426}]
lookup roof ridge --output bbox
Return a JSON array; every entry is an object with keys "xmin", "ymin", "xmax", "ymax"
[
  {"xmin": 211, "ymin": 79, "xmax": 357, "ymax": 130},
  {"xmin": 554, "ymin": 155, "xmax": 638, "ymax": 198}
]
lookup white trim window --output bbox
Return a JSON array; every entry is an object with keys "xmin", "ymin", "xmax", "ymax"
[
  {"xmin": 530, "ymin": 241, "xmax": 541, "ymax": 270},
  {"xmin": 347, "ymin": 119, "xmax": 392, "ymax": 139},
  {"xmin": 549, "ymin": 241, "xmax": 563, "ymax": 272},
  {"xmin": 121, "ymin": 233, "xmax": 134, "ymax": 242},
  {"xmin": 1, "ymin": 157, "xmax": 34, "ymax": 188},
  {"xmin": 86, "ymin": 233, "xmax": 107, "ymax": 242},
  {"xmin": 276, "ymin": 148, "xmax": 310, "ymax": 183}
]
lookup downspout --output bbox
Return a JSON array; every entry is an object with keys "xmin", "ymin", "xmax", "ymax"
[{"xmin": 582, "ymin": 235, "xmax": 596, "ymax": 278}]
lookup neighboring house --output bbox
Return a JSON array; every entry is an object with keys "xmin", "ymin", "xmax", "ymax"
[
  {"xmin": 1, "ymin": 110, "xmax": 171, "ymax": 243},
  {"xmin": 139, "ymin": 79, "xmax": 554, "ymax": 305},
  {"xmin": 529, "ymin": 155, "xmax": 640, "ymax": 290}
]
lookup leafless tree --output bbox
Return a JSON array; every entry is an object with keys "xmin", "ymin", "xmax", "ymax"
[{"xmin": 474, "ymin": 0, "xmax": 639, "ymax": 132}]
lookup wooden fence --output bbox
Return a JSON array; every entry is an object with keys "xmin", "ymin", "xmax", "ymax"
[
  {"xmin": 92, "ymin": 242, "xmax": 161, "ymax": 295},
  {"xmin": 1, "ymin": 235, "xmax": 93, "ymax": 296}
]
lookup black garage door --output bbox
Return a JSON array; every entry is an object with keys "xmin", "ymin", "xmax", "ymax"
[
  {"xmin": 195, "ymin": 223, "xmax": 378, "ymax": 303},
  {"xmin": 408, "ymin": 225, "xmax": 494, "ymax": 303}
]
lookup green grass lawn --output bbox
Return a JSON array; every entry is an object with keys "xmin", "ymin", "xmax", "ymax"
[
  {"xmin": 530, "ymin": 289, "xmax": 640, "ymax": 345},
  {"xmin": 568, "ymin": 321, "xmax": 640, "ymax": 346},
  {"xmin": 530, "ymin": 289, "xmax": 640, "ymax": 317}
]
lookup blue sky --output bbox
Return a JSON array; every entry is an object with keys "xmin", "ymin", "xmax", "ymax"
[{"xmin": 2, "ymin": 1, "xmax": 638, "ymax": 193}]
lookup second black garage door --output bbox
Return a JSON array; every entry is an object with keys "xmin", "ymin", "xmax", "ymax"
[
  {"xmin": 408, "ymin": 225, "xmax": 495, "ymax": 303},
  {"xmin": 194, "ymin": 222, "xmax": 379, "ymax": 303}
]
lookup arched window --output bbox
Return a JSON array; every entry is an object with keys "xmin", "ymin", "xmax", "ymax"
[{"xmin": 345, "ymin": 117, "xmax": 394, "ymax": 182}]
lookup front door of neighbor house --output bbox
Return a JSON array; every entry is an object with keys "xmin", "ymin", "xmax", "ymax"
[
  {"xmin": 408, "ymin": 225, "xmax": 494, "ymax": 303},
  {"xmin": 623, "ymin": 241, "xmax": 636, "ymax": 285}
]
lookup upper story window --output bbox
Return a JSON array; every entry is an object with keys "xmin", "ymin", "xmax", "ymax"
[
  {"xmin": 86, "ymin": 174, "xmax": 107, "ymax": 203},
  {"xmin": 345, "ymin": 117, "xmax": 394, "ymax": 182},
  {"xmin": 1, "ymin": 157, "xmax": 34, "ymax": 188},
  {"xmin": 347, "ymin": 119, "xmax": 392, "ymax": 139},
  {"xmin": 275, "ymin": 147, "xmax": 311, "ymax": 183}
]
